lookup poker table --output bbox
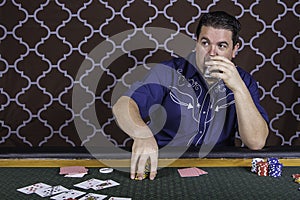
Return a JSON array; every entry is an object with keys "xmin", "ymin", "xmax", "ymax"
[{"xmin": 1, "ymin": 146, "xmax": 300, "ymax": 199}]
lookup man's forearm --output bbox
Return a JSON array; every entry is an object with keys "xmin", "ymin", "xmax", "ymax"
[
  {"xmin": 233, "ymin": 84, "xmax": 269, "ymax": 150},
  {"xmin": 113, "ymin": 97, "xmax": 159, "ymax": 181},
  {"xmin": 112, "ymin": 96, "xmax": 153, "ymax": 139}
]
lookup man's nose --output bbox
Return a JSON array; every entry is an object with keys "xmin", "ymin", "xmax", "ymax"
[{"xmin": 208, "ymin": 45, "xmax": 217, "ymax": 56}]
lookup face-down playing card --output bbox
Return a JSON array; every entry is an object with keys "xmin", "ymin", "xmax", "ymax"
[{"xmin": 177, "ymin": 167, "xmax": 208, "ymax": 177}]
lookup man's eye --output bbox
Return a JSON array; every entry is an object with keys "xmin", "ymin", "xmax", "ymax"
[
  {"xmin": 219, "ymin": 44, "xmax": 228, "ymax": 49},
  {"xmin": 202, "ymin": 41, "xmax": 209, "ymax": 46}
]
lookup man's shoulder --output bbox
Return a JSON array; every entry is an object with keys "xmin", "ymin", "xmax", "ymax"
[
  {"xmin": 159, "ymin": 53, "xmax": 198, "ymax": 76},
  {"xmin": 236, "ymin": 66, "xmax": 258, "ymax": 88},
  {"xmin": 236, "ymin": 66, "xmax": 253, "ymax": 79},
  {"xmin": 160, "ymin": 56, "xmax": 188, "ymax": 68}
]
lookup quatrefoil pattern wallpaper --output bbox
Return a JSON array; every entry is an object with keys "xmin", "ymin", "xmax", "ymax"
[{"xmin": 0, "ymin": 0, "xmax": 299, "ymax": 150}]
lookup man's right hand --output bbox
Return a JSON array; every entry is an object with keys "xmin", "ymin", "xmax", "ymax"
[
  {"xmin": 112, "ymin": 96, "xmax": 159, "ymax": 180},
  {"xmin": 130, "ymin": 136, "xmax": 158, "ymax": 180}
]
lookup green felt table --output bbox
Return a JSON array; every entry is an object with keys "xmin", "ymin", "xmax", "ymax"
[{"xmin": 1, "ymin": 166, "xmax": 300, "ymax": 200}]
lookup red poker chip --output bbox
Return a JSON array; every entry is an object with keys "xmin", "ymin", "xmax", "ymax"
[
  {"xmin": 292, "ymin": 174, "xmax": 300, "ymax": 179},
  {"xmin": 257, "ymin": 161, "xmax": 269, "ymax": 176},
  {"xmin": 257, "ymin": 170, "xmax": 268, "ymax": 176}
]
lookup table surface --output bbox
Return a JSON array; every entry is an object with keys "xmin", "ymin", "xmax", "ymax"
[{"xmin": 1, "ymin": 166, "xmax": 300, "ymax": 200}]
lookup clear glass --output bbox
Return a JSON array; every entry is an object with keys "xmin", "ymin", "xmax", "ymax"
[{"xmin": 204, "ymin": 57, "xmax": 212, "ymax": 78}]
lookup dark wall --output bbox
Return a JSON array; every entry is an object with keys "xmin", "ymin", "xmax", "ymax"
[{"xmin": 0, "ymin": 0, "xmax": 299, "ymax": 151}]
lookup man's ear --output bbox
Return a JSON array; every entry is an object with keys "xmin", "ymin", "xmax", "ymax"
[{"xmin": 232, "ymin": 43, "xmax": 240, "ymax": 58}]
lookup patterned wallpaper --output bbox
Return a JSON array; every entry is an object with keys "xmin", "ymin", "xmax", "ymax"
[{"xmin": 0, "ymin": 0, "xmax": 299, "ymax": 151}]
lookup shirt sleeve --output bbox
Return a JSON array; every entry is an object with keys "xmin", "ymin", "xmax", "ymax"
[
  {"xmin": 238, "ymin": 67, "xmax": 269, "ymax": 123},
  {"xmin": 124, "ymin": 62, "xmax": 174, "ymax": 119}
]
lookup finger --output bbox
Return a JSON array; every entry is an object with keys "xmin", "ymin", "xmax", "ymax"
[
  {"xmin": 210, "ymin": 55, "xmax": 232, "ymax": 64},
  {"xmin": 205, "ymin": 61, "xmax": 224, "ymax": 74},
  {"xmin": 130, "ymin": 153, "xmax": 139, "ymax": 180},
  {"xmin": 208, "ymin": 60, "xmax": 233, "ymax": 74},
  {"xmin": 149, "ymin": 152, "xmax": 158, "ymax": 180},
  {"xmin": 206, "ymin": 60, "xmax": 228, "ymax": 70},
  {"xmin": 206, "ymin": 66, "xmax": 224, "ymax": 78},
  {"xmin": 206, "ymin": 57, "xmax": 234, "ymax": 70},
  {"xmin": 209, "ymin": 71, "xmax": 223, "ymax": 79},
  {"xmin": 210, "ymin": 68, "xmax": 234, "ymax": 82}
]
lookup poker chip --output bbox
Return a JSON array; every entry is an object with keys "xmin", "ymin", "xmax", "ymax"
[
  {"xmin": 251, "ymin": 158, "xmax": 264, "ymax": 173},
  {"xmin": 134, "ymin": 158, "xmax": 151, "ymax": 180},
  {"xmin": 292, "ymin": 174, "xmax": 300, "ymax": 188},
  {"xmin": 99, "ymin": 168, "xmax": 114, "ymax": 174},
  {"xmin": 145, "ymin": 158, "xmax": 151, "ymax": 173},
  {"xmin": 269, "ymin": 163, "xmax": 283, "ymax": 177},
  {"xmin": 292, "ymin": 174, "xmax": 300, "ymax": 179},
  {"xmin": 267, "ymin": 157, "xmax": 280, "ymax": 165},
  {"xmin": 257, "ymin": 161, "xmax": 269, "ymax": 176},
  {"xmin": 292, "ymin": 174, "xmax": 300, "ymax": 185},
  {"xmin": 134, "ymin": 172, "xmax": 149, "ymax": 180},
  {"xmin": 251, "ymin": 157, "xmax": 283, "ymax": 178},
  {"xmin": 294, "ymin": 177, "xmax": 300, "ymax": 184},
  {"xmin": 268, "ymin": 158, "xmax": 283, "ymax": 178}
]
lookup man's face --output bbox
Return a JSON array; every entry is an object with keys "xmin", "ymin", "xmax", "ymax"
[{"xmin": 195, "ymin": 26, "xmax": 239, "ymax": 74}]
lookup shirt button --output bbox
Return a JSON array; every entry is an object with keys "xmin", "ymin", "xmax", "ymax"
[{"xmin": 202, "ymin": 111, "xmax": 206, "ymax": 114}]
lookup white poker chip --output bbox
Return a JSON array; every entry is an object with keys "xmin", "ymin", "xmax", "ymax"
[{"xmin": 99, "ymin": 167, "xmax": 114, "ymax": 174}]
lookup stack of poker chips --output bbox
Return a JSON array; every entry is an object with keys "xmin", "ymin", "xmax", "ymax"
[
  {"xmin": 251, "ymin": 158, "xmax": 264, "ymax": 173},
  {"xmin": 251, "ymin": 157, "xmax": 283, "ymax": 177},
  {"xmin": 268, "ymin": 157, "xmax": 283, "ymax": 177},
  {"xmin": 134, "ymin": 158, "xmax": 150, "ymax": 180},
  {"xmin": 257, "ymin": 161, "xmax": 269, "ymax": 176}
]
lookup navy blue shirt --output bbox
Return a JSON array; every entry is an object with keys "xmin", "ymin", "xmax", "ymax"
[{"xmin": 125, "ymin": 53, "xmax": 269, "ymax": 147}]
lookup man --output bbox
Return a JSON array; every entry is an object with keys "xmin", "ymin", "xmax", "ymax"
[{"xmin": 112, "ymin": 11, "xmax": 269, "ymax": 181}]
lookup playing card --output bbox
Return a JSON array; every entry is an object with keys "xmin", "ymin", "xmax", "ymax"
[
  {"xmin": 74, "ymin": 178, "xmax": 104, "ymax": 190},
  {"xmin": 59, "ymin": 166, "xmax": 88, "ymax": 175},
  {"xmin": 78, "ymin": 193, "xmax": 107, "ymax": 200},
  {"xmin": 65, "ymin": 172, "xmax": 88, "ymax": 178},
  {"xmin": 35, "ymin": 185, "xmax": 69, "ymax": 197},
  {"xmin": 195, "ymin": 167, "xmax": 208, "ymax": 175},
  {"xmin": 178, "ymin": 168, "xmax": 199, "ymax": 177},
  {"xmin": 50, "ymin": 189, "xmax": 85, "ymax": 200},
  {"xmin": 108, "ymin": 197, "xmax": 132, "ymax": 200},
  {"xmin": 17, "ymin": 182, "xmax": 51, "ymax": 194},
  {"xmin": 178, "ymin": 167, "xmax": 208, "ymax": 177},
  {"xmin": 92, "ymin": 179, "xmax": 120, "ymax": 190}
]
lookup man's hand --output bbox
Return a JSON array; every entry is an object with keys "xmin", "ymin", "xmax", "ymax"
[
  {"xmin": 205, "ymin": 55, "xmax": 243, "ymax": 92},
  {"xmin": 205, "ymin": 56, "xmax": 268, "ymax": 149},
  {"xmin": 112, "ymin": 96, "xmax": 159, "ymax": 180},
  {"xmin": 131, "ymin": 136, "xmax": 158, "ymax": 181}
]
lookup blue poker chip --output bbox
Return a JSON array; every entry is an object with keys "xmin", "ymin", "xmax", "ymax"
[{"xmin": 267, "ymin": 157, "xmax": 279, "ymax": 165}]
